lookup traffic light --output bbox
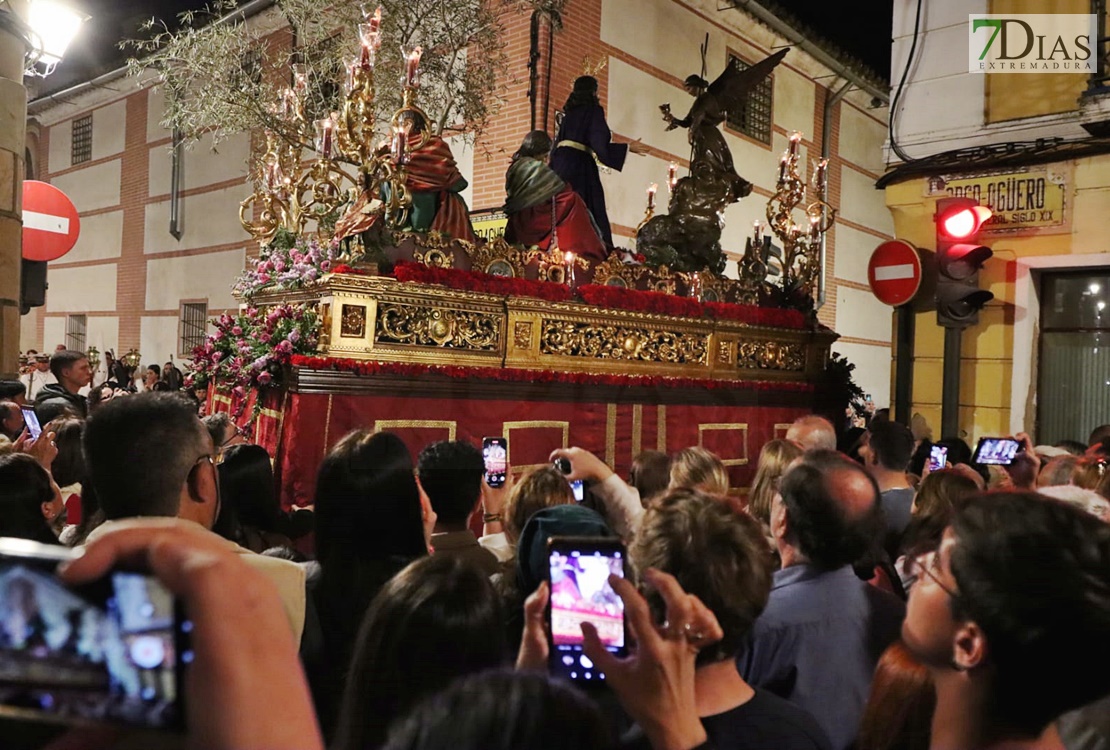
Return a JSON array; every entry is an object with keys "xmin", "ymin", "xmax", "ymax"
[
  {"xmin": 935, "ymin": 197, "xmax": 994, "ymax": 328},
  {"xmin": 20, "ymin": 259, "xmax": 47, "ymax": 314}
]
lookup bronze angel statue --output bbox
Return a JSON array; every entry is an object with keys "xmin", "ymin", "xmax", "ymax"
[{"xmin": 660, "ymin": 48, "xmax": 789, "ymax": 203}]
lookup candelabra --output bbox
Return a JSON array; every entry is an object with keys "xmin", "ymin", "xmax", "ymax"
[
  {"xmin": 239, "ymin": 5, "xmax": 421, "ymax": 242},
  {"xmin": 762, "ymin": 131, "xmax": 836, "ymax": 295},
  {"xmin": 86, "ymin": 346, "xmax": 101, "ymax": 375},
  {"xmin": 121, "ymin": 348, "xmax": 142, "ymax": 372}
]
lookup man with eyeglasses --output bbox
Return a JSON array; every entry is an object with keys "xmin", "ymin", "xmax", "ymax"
[
  {"xmin": 902, "ymin": 491, "xmax": 1110, "ymax": 750},
  {"xmin": 81, "ymin": 392, "xmax": 306, "ymax": 641},
  {"xmin": 736, "ymin": 450, "xmax": 904, "ymax": 750}
]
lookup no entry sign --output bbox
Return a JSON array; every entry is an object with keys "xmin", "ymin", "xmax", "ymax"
[
  {"xmin": 22, "ymin": 180, "xmax": 81, "ymax": 262},
  {"xmin": 868, "ymin": 240, "xmax": 922, "ymax": 307}
]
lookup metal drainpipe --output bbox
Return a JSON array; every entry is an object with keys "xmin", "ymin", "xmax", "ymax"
[{"xmin": 818, "ymin": 80, "xmax": 853, "ymax": 308}]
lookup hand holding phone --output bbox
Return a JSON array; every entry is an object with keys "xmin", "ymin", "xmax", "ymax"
[
  {"xmin": 482, "ymin": 437, "xmax": 508, "ymax": 488},
  {"xmin": 928, "ymin": 445, "xmax": 948, "ymax": 472},
  {"xmin": 973, "ymin": 437, "xmax": 1023, "ymax": 466},
  {"xmin": 20, "ymin": 406, "xmax": 41, "ymax": 441},
  {"xmin": 547, "ymin": 536, "xmax": 627, "ymax": 684}
]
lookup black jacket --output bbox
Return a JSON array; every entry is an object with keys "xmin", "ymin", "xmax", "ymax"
[{"xmin": 33, "ymin": 383, "xmax": 87, "ymax": 422}]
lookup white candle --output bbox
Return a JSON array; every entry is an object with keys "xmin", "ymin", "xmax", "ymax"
[{"xmin": 647, "ymin": 183, "xmax": 658, "ymax": 211}]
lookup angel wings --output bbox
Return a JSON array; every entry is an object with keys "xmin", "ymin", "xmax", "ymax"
[{"xmin": 707, "ymin": 48, "xmax": 789, "ymax": 118}]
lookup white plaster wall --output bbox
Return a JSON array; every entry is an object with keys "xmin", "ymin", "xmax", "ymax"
[
  {"xmin": 839, "ymin": 166, "xmax": 895, "ymax": 234},
  {"xmin": 19, "ymin": 309, "xmax": 39, "ymax": 351},
  {"xmin": 45, "ymin": 265, "xmax": 118, "ymax": 312},
  {"xmin": 144, "ymin": 248, "xmax": 246, "ymax": 310},
  {"xmin": 147, "ymin": 87, "xmax": 170, "ymax": 142},
  {"xmin": 833, "ymin": 223, "xmax": 887, "ymax": 286},
  {"xmin": 63, "ymin": 210, "xmax": 123, "ymax": 263},
  {"xmin": 839, "ymin": 106, "xmax": 887, "ymax": 175},
  {"xmin": 144, "ymin": 185, "xmax": 252, "ymax": 253},
  {"xmin": 837, "ymin": 286, "xmax": 895, "ymax": 344},
  {"xmin": 47, "ymin": 118, "xmax": 73, "ymax": 174},
  {"xmin": 91, "ymin": 101, "xmax": 127, "ymax": 161},
  {"xmin": 43, "ymin": 317, "xmax": 64, "ymax": 351},
  {"xmin": 141, "ymin": 316, "xmax": 184, "ymax": 364},
  {"xmin": 148, "ymin": 131, "xmax": 251, "ymax": 197},
  {"xmin": 51, "ymin": 160, "xmax": 122, "ymax": 212},
  {"xmin": 772, "ymin": 65, "xmax": 816, "ymax": 137},
  {"xmin": 833, "ymin": 341, "xmax": 892, "ymax": 408}
]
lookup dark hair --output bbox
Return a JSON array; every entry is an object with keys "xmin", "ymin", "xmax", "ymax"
[
  {"xmin": 49, "ymin": 350, "xmax": 86, "ymax": 381},
  {"xmin": 631, "ymin": 488, "xmax": 772, "ymax": 664},
  {"xmin": 779, "ymin": 450, "xmax": 881, "ymax": 570},
  {"xmin": 260, "ymin": 545, "xmax": 306, "ymax": 563},
  {"xmin": 1054, "ymin": 439, "xmax": 1088, "ymax": 456},
  {"xmin": 630, "ymin": 450, "xmax": 672, "ymax": 504},
  {"xmin": 936, "ymin": 437, "xmax": 973, "ymax": 467},
  {"xmin": 683, "ymin": 74, "xmax": 708, "ymax": 88},
  {"xmin": 908, "ymin": 439, "xmax": 932, "ymax": 477},
  {"xmin": 381, "ymin": 670, "xmax": 613, "ymax": 750},
  {"xmin": 0, "ymin": 454, "xmax": 61, "ymax": 545},
  {"xmin": 202, "ymin": 413, "xmax": 233, "ymax": 447},
  {"xmin": 213, "ymin": 444, "xmax": 281, "ymax": 542},
  {"xmin": 868, "ymin": 421, "xmax": 914, "ymax": 472},
  {"xmin": 856, "ymin": 642, "xmax": 934, "ymax": 750},
  {"xmin": 949, "ymin": 492, "xmax": 1110, "ymax": 736},
  {"xmin": 0, "ymin": 401, "xmax": 21, "ymax": 427},
  {"xmin": 50, "ymin": 418, "xmax": 86, "ymax": 488},
  {"xmin": 563, "ymin": 76, "xmax": 599, "ymax": 111},
  {"xmin": 0, "ymin": 381, "xmax": 24, "ymax": 400},
  {"xmin": 416, "ymin": 440, "xmax": 484, "ymax": 527},
  {"xmin": 333, "ymin": 556, "xmax": 507, "ymax": 750},
  {"xmin": 514, "ymin": 130, "xmax": 553, "ymax": 161},
  {"xmin": 145, "ymin": 364, "xmax": 161, "ymax": 378},
  {"xmin": 84, "ymin": 392, "xmax": 207, "ymax": 519},
  {"xmin": 310, "ymin": 430, "xmax": 428, "ymax": 732},
  {"xmin": 1089, "ymin": 424, "xmax": 1110, "ymax": 447}
]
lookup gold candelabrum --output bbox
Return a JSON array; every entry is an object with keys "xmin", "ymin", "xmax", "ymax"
[
  {"xmin": 239, "ymin": 6, "xmax": 424, "ymax": 242},
  {"xmin": 121, "ymin": 348, "xmax": 142, "ymax": 372},
  {"xmin": 762, "ymin": 131, "xmax": 836, "ymax": 295}
]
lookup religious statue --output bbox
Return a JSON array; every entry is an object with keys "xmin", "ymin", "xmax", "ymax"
[
  {"xmin": 550, "ymin": 76, "xmax": 648, "ymax": 250},
  {"xmin": 638, "ymin": 49, "xmax": 789, "ymax": 272},
  {"xmin": 504, "ymin": 131, "xmax": 607, "ymax": 260}
]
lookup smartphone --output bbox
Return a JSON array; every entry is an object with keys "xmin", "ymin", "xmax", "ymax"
[
  {"xmin": 972, "ymin": 437, "xmax": 1022, "ymax": 466},
  {"xmin": 570, "ymin": 479, "xmax": 584, "ymax": 502},
  {"xmin": 20, "ymin": 407, "xmax": 41, "ymax": 441},
  {"xmin": 0, "ymin": 537, "xmax": 190, "ymax": 730},
  {"xmin": 547, "ymin": 536, "xmax": 627, "ymax": 685},
  {"xmin": 928, "ymin": 445, "xmax": 948, "ymax": 472},
  {"xmin": 482, "ymin": 437, "xmax": 508, "ymax": 488}
]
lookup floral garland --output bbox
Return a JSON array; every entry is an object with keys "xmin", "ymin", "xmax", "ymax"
[
  {"xmin": 576, "ymin": 284, "xmax": 704, "ymax": 319},
  {"xmin": 392, "ymin": 261, "xmax": 573, "ymax": 302},
  {"xmin": 187, "ymin": 304, "xmax": 319, "ymax": 409},
  {"xmin": 232, "ymin": 231, "xmax": 341, "ymax": 300},
  {"xmin": 291, "ymin": 355, "xmax": 815, "ymax": 393}
]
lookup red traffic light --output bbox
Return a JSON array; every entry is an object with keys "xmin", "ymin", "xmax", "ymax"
[{"xmin": 937, "ymin": 199, "xmax": 992, "ymax": 239}]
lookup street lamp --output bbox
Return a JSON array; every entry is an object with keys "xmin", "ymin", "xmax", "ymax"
[{"xmin": 0, "ymin": 0, "xmax": 88, "ymax": 77}]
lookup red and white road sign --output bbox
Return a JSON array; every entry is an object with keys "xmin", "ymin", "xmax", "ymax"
[
  {"xmin": 22, "ymin": 180, "xmax": 81, "ymax": 262},
  {"xmin": 868, "ymin": 240, "xmax": 922, "ymax": 307}
]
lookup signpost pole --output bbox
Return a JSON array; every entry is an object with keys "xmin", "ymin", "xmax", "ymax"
[
  {"xmin": 0, "ymin": 0, "xmax": 29, "ymax": 378},
  {"xmin": 894, "ymin": 305, "xmax": 914, "ymax": 426},
  {"xmin": 941, "ymin": 327, "xmax": 961, "ymax": 438}
]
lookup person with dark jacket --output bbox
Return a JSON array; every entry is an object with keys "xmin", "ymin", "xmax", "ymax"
[{"xmin": 34, "ymin": 350, "xmax": 91, "ymax": 422}]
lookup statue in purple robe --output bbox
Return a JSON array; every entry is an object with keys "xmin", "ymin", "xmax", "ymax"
[{"xmin": 550, "ymin": 76, "xmax": 647, "ymax": 250}]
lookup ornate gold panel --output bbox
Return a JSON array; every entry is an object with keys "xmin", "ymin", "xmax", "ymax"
[
  {"xmin": 717, "ymin": 339, "xmax": 734, "ymax": 365},
  {"xmin": 376, "ymin": 303, "xmax": 501, "ymax": 350},
  {"xmin": 513, "ymin": 321, "xmax": 533, "ymax": 349},
  {"xmin": 341, "ymin": 304, "xmax": 367, "ymax": 338},
  {"xmin": 698, "ymin": 422, "xmax": 749, "ymax": 466},
  {"xmin": 736, "ymin": 340, "xmax": 805, "ymax": 371},
  {"xmin": 774, "ymin": 422, "xmax": 794, "ymax": 439},
  {"xmin": 539, "ymin": 321, "xmax": 708, "ymax": 365}
]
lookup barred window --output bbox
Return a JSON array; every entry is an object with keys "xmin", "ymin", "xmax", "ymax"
[
  {"xmin": 725, "ymin": 54, "xmax": 774, "ymax": 145},
  {"xmin": 65, "ymin": 314, "xmax": 87, "ymax": 351},
  {"xmin": 179, "ymin": 301, "xmax": 208, "ymax": 357},
  {"xmin": 71, "ymin": 115, "xmax": 93, "ymax": 165}
]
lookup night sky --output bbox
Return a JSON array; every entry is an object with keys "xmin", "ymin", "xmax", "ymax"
[{"xmin": 35, "ymin": 0, "xmax": 893, "ymax": 99}]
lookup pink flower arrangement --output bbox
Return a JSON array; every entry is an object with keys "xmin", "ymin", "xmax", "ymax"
[{"xmin": 232, "ymin": 235, "xmax": 340, "ymax": 300}]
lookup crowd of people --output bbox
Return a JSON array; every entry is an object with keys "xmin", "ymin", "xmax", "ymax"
[{"xmin": 0, "ymin": 362, "xmax": 1108, "ymax": 750}]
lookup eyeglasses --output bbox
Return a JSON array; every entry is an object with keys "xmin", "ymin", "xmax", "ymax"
[
  {"xmin": 912, "ymin": 549, "xmax": 960, "ymax": 600},
  {"xmin": 193, "ymin": 453, "xmax": 224, "ymax": 470}
]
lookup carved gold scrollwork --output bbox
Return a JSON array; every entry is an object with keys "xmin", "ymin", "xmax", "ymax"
[
  {"xmin": 341, "ymin": 304, "xmax": 367, "ymax": 338},
  {"xmin": 412, "ymin": 246, "xmax": 456, "ymax": 268},
  {"xmin": 648, "ymin": 265, "xmax": 678, "ymax": 295},
  {"xmin": 590, "ymin": 254, "xmax": 647, "ymax": 289},
  {"xmin": 376, "ymin": 303, "xmax": 501, "ymax": 350},
  {"xmin": 717, "ymin": 339, "xmax": 734, "ymax": 365},
  {"xmin": 513, "ymin": 321, "xmax": 533, "ymax": 349},
  {"xmin": 736, "ymin": 340, "xmax": 805, "ymax": 371},
  {"xmin": 468, "ymin": 237, "xmax": 543, "ymax": 279},
  {"xmin": 317, "ymin": 302, "xmax": 332, "ymax": 352},
  {"xmin": 539, "ymin": 321, "xmax": 708, "ymax": 364}
]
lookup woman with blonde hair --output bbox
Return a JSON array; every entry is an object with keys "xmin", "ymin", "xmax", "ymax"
[
  {"xmin": 502, "ymin": 466, "xmax": 576, "ymax": 545},
  {"xmin": 669, "ymin": 446, "xmax": 730, "ymax": 496},
  {"xmin": 747, "ymin": 439, "xmax": 803, "ymax": 527}
]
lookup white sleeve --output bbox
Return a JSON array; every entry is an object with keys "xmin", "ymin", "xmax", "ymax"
[
  {"xmin": 594, "ymin": 474, "xmax": 644, "ymax": 539},
  {"xmin": 478, "ymin": 531, "xmax": 514, "ymax": 563}
]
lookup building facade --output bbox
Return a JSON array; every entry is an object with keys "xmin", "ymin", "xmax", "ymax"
[
  {"xmin": 22, "ymin": 0, "xmax": 896, "ymax": 404},
  {"xmin": 884, "ymin": 0, "xmax": 1110, "ymax": 443}
]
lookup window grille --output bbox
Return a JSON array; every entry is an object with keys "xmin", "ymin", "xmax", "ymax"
[
  {"xmin": 71, "ymin": 115, "xmax": 93, "ymax": 165},
  {"xmin": 725, "ymin": 54, "xmax": 774, "ymax": 144},
  {"xmin": 65, "ymin": 314, "xmax": 87, "ymax": 351},
  {"xmin": 179, "ymin": 302, "xmax": 209, "ymax": 357}
]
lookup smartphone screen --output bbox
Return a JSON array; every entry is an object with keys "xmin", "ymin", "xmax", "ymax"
[
  {"xmin": 928, "ymin": 445, "xmax": 948, "ymax": 472},
  {"xmin": 0, "ymin": 539, "xmax": 189, "ymax": 730},
  {"xmin": 570, "ymin": 479, "xmax": 584, "ymax": 502},
  {"xmin": 547, "ymin": 537, "xmax": 626, "ymax": 684},
  {"xmin": 482, "ymin": 437, "xmax": 507, "ymax": 488},
  {"xmin": 973, "ymin": 437, "xmax": 1022, "ymax": 466},
  {"xmin": 20, "ymin": 408, "xmax": 41, "ymax": 441}
]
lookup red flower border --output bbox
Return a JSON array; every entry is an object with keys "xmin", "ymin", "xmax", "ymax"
[
  {"xmin": 291, "ymin": 355, "xmax": 815, "ymax": 393},
  {"xmin": 326, "ymin": 262, "xmax": 809, "ymax": 329}
]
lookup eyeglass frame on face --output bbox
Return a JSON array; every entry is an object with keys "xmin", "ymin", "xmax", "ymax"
[{"xmin": 913, "ymin": 547, "xmax": 960, "ymax": 600}]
